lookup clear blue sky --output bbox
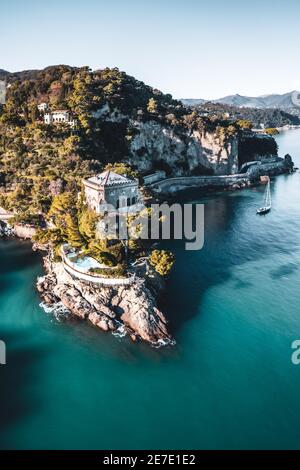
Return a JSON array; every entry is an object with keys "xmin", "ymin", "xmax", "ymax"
[{"xmin": 1, "ymin": 0, "xmax": 300, "ymax": 99}]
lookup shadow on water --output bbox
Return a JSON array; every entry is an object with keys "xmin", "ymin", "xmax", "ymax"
[
  {"xmin": 0, "ymin": 330, "xmax": 46, "ymax": 449},
  {"xmin": 0, "ymin": 240, "xmax": 42, "ymax": 299},
  {"xmin": 0, "ymin": 240, "xmax": 42, "ymax": 275},
  {"xmin": 270, "ymin": 263, "xmax": 298, "ymax": 279}
]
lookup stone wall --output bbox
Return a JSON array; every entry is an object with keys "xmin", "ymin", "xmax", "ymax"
[
  {"xmin": 143, "ymin": 171, "xmax": 166, "ymax": 185},
  {"xmin": 148, "ymin": 174, "xmax": 251, "ymax": 195},
  {"xmin": 63, "ymin": 262, "xmax": 136, "ymax": 286},
  {"xmin": 60, "ymin": 245, "xmax": 136, "ymax": 286},
  {"xmin": 148, "ymin": 156, "xmax": 293, "ymax": 196}
]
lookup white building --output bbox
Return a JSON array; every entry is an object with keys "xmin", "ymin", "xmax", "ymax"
[
  {"xmin": 44, "ymin": 110, "xmax": 77, "ymax": 127},
  {"xmin": 38, "ymin": 102, "xmax": 49, "ymax": 113}
]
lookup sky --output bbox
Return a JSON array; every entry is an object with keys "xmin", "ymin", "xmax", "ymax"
[{"xmin": 1, "ymin": 0, "xmax": 300, "ymax": 99}]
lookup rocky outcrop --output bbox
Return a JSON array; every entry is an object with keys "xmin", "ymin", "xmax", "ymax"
[
  {"xmin": 91, "ymin": 103, "xmax": 280, "ymax": 178},
  {"xmin": 14, "ymin": 224, "xmax": 37, "ymax": 239},
  {"xmin": 91, "ymin": 104, "xmax": 240, "ymax": 176},
  {"xmin": 37, "ymin": 257, "xmax": 173, "ymax": 346},
  {"xmin": 0, "ymin": 220, "xmax": 37, "ymax": 240},
  {"xmin": 247, "ymin": 154, "xmax": 294, "ymax": 179},
  {"xmin": 0, "ymin": 220, "xmax": 14, "ymax": 237},
  {"xmin": 128, "ymin": 120, "xmax": 239, "ymax": 176}
]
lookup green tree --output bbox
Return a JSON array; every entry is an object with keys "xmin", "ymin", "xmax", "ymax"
[
  {"xmin": 236, "ymin": 119, "xmax": 253, "ymax": 130},
  {"xmin": 48, "ymin": 192, "xmax": 77, "ymax": 224},
  {"xmin": 104, "ymin": 162, "xmax": 138, "ymax": 179},
  {"xmin": 78, "ymin": 208, "xmax": 98, "ymax": 241},
  {"xmin": 147, "ymin": 98, "xmax": 158, "ymax": 114},
  {"xmin": 265, "ymin": 128, "xmax": 279, "ymax": 136},
  {"xmin": 65, "ymin": 214, "xmax": 84, "ymax": 248},
  {"xmin": 149, "ymin": 249, "xmax": 175, "ymax": 276}
]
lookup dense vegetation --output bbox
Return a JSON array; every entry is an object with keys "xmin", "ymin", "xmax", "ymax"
[
  {"xmin": 149, "ymin": 250, "xmax": 175, "ymax": 276},
  {"xmin": 238, "ymin": 134, "xmax": 278, "ymax": 165},
  {"xmin": 0, "ymin": 65, "xmax": 245, "ymax": 218},
  {"xmin": 193, "ymin": 102, "xmax": 300, "ymax": 128},
  {"xmin": 0, "ymin": 65, "xmax": 279, "ymax": 277}
]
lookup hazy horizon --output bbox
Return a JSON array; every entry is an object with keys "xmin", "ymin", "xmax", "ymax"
[{"xmin": 2, "ymin": 0, "xmax": 300, "ymax": 99}]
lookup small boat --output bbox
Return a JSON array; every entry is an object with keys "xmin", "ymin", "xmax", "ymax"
[{"xmin": 256, "ymin": 178, "xmax": 271, "ymax": 215}]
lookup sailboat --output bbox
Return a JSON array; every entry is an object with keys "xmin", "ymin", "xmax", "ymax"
[{"xmin": 257, "ymin": 178, "xmax": 271, "ymax": 214}]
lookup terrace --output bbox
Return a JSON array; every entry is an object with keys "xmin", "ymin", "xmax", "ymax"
[{"xmin": 60, "ymin": 244, "xmax": 136, "ymax": 286}]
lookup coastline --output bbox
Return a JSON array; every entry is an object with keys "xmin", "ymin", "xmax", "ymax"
[
  {"xmin": 0, "ymin": 154, "xmax": 294, "ymax": 347},
  {"xmin": 37, "ymin": 254, "xmax": 174, "ymax": 347},
  {"xmin": 148, "ymin": 154, "xmax": 294, "ymax": 197}
]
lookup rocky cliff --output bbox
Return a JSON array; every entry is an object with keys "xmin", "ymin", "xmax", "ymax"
[
  {"xmin": 128, "ymin": 120, "xmax": 239, "ymax": 176},
  {"xmin": 92, "ymin": 103, "xmax": 276, "ymax": 177},
  {"xmin": 0, "ymin": 65, "xmax": 277, "ymax": 186},
  {"xmin": 37, "ymin": 257, "xmax": 173, "ymax": 346}
]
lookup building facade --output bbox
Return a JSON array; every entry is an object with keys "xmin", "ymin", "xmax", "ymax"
[
  {"xmin": 83, "ymin": 170, "xmax": 140, "ymax": 213},
  {"xmin": 44, "ymin": 110, "xmax": 76, "ymax": 127},
  {"xmin": 38, "ymin": 102, "xmax": 49, "ymax": 113}
]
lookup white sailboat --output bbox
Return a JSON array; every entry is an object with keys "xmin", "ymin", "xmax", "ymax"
[{"xmin": 256, "ymin": 178, "xmax": 271, "ymax": 214}]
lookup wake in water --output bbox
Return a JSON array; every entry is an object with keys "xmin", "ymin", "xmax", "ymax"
[
  {"xmin": 39, "ymin": 301, "xmax": 71, "ymax": 322},
  {"xmin": 152, "ymin": 337, "xmax": 176, "ymax": 349},
  {"xmin": 112, "ymin": 322, "xmax": 127, "ymax": 339},
  {"xmin": 112, "ymin": 321, "xmax": 176, "ymax": 348}
]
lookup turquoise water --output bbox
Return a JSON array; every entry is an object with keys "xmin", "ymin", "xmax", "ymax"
[{"xmin": 1, "ymin": 130, "xmax": 300, "ymax": 449}]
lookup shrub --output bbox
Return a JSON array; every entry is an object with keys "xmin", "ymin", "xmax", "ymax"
[
  {"xmin": 89, "ymin": 264, "xmax": 126, "ymax": 278},
  {"xmin": 149, "ymin": 249, "xmax": 175, "ymax": 276},
  {"xmin": 265, "ymin": 128, "xmax": 279, "ymax": 136}
]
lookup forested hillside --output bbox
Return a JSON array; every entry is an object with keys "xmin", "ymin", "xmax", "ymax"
[
  {"xmin": 0, "ymin": 65, "xmax": 278, "ymax": 223},
  {"xmin": 191, "ymin": 102, "xmax": 300, "ymax": 128}
]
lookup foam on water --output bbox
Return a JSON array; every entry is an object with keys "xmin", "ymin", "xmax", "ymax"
[{"xmin": 39, "ymin": 301, "xmax": 70, "ymax": 321}]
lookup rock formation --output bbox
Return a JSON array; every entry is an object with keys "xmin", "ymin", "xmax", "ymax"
[{"xmin": 37, "ymin": 257, "xmax": 173, "ymax": 346}]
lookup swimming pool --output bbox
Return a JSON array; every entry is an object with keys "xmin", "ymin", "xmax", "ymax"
[{"xmin": 68, "ymin": 254, "xmax": 103, "ymax": 272}]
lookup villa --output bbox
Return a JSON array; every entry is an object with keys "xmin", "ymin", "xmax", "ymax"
[
  {"xmin": 37, "ymin": 102, "xmax": 49, "ymax": 113},
  {"xmin": 83, "ymin": 170, "xmax": 141, "ymax": 213},
  {"xmin": 44, "ymin": 109, "xmax": 77, "ymax": 127}
]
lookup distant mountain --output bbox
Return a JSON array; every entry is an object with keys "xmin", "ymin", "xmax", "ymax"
[
  {"xmin": 192, "ymin": 102, "xmax": 300, "ymax": 128},
  {"xmin": 213, "ymin": 91, "xmax": 300, "ymax": 110},
  {"xmin": 257, "ymin": 91, "xmax": 300, "ymax": 109},
  {"xmin": 0, "ymin": 69, "xmax": 10, "ymax": 81},
  {"xmin": 212, "ymin": 94, "xmax": 267, "ymax": 108},
  {"xmin": 182, "ymin": 91, "xmax": 300, "ymax": 111}
]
